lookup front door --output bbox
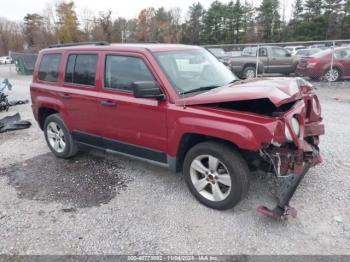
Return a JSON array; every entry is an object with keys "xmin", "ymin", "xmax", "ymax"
[
  {"xmin": 98, "ymin": 53, "xmax": 168, "ymax": 163},
  {"xmin": 269, "ymin": 47, "xmax": 295, "ymax": 74}
]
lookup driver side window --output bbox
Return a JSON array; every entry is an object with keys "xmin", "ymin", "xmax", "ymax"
[
  {"xmin": 104, "ymin": 55, "xmax": 155, "ymax": 92},
  {"xmin": 271, "ymin": 47, "xmax": 289, "ymax": 57}
]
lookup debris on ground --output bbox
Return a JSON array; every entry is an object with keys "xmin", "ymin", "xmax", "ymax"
[{"xmin": 0, "ymin": 113, "xmax": 31, "ymax": 133}]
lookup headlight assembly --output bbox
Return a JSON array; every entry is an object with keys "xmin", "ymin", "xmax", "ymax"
[
  {"xmin": 312, "ymin": 96, "xmax": 320, "ymax": 115},
  {"xmin": 285, "ymin": 117, "xmax": 300, "ymax": 142}
]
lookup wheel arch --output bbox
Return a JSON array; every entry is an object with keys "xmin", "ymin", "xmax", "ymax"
[
  {"xmin": 242, "ymin": 63, "xmax": 263, "ymax": 76},
  {"xmin": 172, "ymin": 133, "xmax": 252, "ymax": 173},
  {"xmin": 38, "ymin": 107, "xmax": 59, "ymax": 130}
]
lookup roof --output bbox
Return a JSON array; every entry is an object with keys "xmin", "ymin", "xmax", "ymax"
[{"xmin": 42, "ymin": 43, "xmax": 202, "ymax": 53}]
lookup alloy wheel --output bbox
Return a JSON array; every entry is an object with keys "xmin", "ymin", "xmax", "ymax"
[
  {"xmin": 190, "ymin": 155, "xmax": 232, "ymax": 202},
  {"xmin": 325, "ymin": 69, "xmax": 339, "ymax": 82},
  {"xmin": 47, "ymin": 122, "xmax": 66, "ymax": 153}
]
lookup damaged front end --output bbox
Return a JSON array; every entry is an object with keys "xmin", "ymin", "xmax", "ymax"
[{"xmin": 256, "ymin": 87, "xmax": 325, "ymax": 220}]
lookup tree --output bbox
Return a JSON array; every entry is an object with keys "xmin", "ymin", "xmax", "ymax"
[
  {"xmin": 324, "ymin": 0, "xmax": 343, "ymax": 39},
  {"xmin": 23, "ymin": 13, "xmax": 45, "ymax": 49},
  {"xmin": 93, "ymin": 10, "xmax": 113, "ymax": 42},
  {"xmin": 0, "ymin": 18, "xmax": 25, "ymax": 55},
  {"xmin": 111, "ymin": 17, "xmax": 127, "ymax": 42},
  {"xmin": 203, "ymin": 1, "xmax": 226, "ymax": 44},
  {"xmin": 168, "ymin": 7, "xmax": 182, "ymax": 43},
  {"xmin": 182, "ymin": 2, "xmax": 205, "ymax": 44},
  {"xmin": 304, "ymin": 0, "xmax": 323, "ymax": 18},
  {"xmin": 80, "ymin": 8, "xmax": 95, "ymax": 41},
  {"xmin": 298, "ymin": 0, "xmax": 327, "ymax": 40},
  {"xmin": 55, "ymin": 1, "xmax": 80, "ymax": 43},
  {"xmin": 135, "ymin": 7, "xmax": 157, "ymax": 42},
  {"xmin": 257, "ymin": 0, "xmax": 281, "ymax": 42},
  {"xmin": 341, "ymin": 0, "xmax": 350, "ymax": 38},
  {"xmin": 154, "ymin": 7, "xmax": 171, "ymax": 42},
  {"xmin": 241, "ymin": 0, "xmax": 256, "ymax": 42}
]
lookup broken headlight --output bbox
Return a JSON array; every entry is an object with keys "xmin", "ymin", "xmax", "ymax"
[
  {"xmin": 312, "ymin": 96, "xmax": 320, "ymax": 115},
  {"xmin": 285, "ymin": 117, "xmax": 300, "ymax": 142}
]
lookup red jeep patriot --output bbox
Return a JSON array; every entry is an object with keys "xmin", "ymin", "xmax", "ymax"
[{"xmin": 30, "ymin": 42, "xmax": 325, "ymax": 219}]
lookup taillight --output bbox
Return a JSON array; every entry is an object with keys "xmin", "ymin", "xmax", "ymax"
[{"xmin": 306, "ymin": 58, "xmax": 320, "ymax": 68}]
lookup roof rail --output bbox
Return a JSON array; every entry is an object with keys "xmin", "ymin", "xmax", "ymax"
[{"xmin": 49, "ymin": 41, "xmax": 109, "ymax": 48}]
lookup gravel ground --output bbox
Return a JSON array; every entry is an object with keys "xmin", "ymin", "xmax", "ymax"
[{"xmin": 0, "ymin": 64, "xmax": 350, "ymax": 255}]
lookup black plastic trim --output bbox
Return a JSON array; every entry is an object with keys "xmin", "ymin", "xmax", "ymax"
[{"xmin": 72, "ymin": 131, "xmax": 167, "ymax": 163}]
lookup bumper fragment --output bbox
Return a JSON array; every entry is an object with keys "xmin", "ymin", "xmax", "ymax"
[{"xmin": 257, "ymin": 167, "xmax": 309, "ymax": 220}]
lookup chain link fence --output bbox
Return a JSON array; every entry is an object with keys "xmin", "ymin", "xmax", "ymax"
[{"xmin": 205, "ymin": 40, "xmax": 350, "ymax": 88}]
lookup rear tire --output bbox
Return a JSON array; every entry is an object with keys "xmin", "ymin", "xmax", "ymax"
[
  {"xmin": 183, "ymin": 141, "xmax": 249, "ymax": 210},
  {"xmin": 44, "ymin": 113, "xmax": 78, "ymax": 158},
  {"xmin": 242, "ymin": 66, "xmax": 256, "ymax": 79}
]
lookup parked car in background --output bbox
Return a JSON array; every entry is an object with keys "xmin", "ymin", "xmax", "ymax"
[
  {"xmin": 294, "ymin": 48, "xmax": 322, "ymax": 58},
  {"xmin": 207, "ymin": 47, "xmax": 232, "ymax": 65},
  {"xmin": 297, "ymin": 46, "xmax": 350, "ymax": 81},
  {"xmin": 30, "ymin": 42, "xmax": 324, "ymax": 219},
  {"xmin": 228, "ymin": 46, "xmax": 300, "ymax": 79},
  {"xmin": 285, "ymin": 46, "xmax": 305, "ymax": 56},
  {"xmin": 0, "ymin": 56, "xmax": 12, "ymax": 64}
]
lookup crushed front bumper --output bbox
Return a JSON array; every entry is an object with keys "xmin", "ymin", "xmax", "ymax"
[{"xmin": 257, "ymin": 100, "xmax": 325, "ymax": 220}]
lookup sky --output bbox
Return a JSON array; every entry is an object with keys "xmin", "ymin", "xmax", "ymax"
[{"xmin": 0, "ymin": 0, "xmax": 293, "ymax": 22}]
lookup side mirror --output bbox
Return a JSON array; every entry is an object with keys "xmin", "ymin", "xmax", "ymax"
[
  {"xmin": 132, "ymin": 81, "xmax": 165, "ymax": 100},
  {"xmin": 286, "ymin": 52, "xmax": 292, "ymax": 57}
]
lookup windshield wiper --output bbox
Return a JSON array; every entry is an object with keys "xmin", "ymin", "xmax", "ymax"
[
  {"xmin": 228, "ymin": 79, "xmax": 239, "ymax": 84},
  {"xmin": 180, "ymin": 85, "xmax": 220, "ymax": 95}
]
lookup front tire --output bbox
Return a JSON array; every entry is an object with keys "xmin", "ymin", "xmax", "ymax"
[
  {"xmin": 44, "ymin": 114, "xmax": 78, "ymax": 158},
  {"xmin": 183, "ymin": 141, "xmax": 249, "ymax": 210},
  {"xmin": 324, "ymin": 68, "xmax": 340, "ymax": 82}
]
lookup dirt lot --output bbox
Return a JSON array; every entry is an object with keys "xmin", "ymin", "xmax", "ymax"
[{"xmin": 0, "ymin": 64, "xmax": 350, "ymax": 255}]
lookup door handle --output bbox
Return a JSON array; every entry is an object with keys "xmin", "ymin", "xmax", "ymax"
[
  {"xmin": 101, "ymin": 100, "xmax": 117, "ymax": 107},
  {"xmin": 60, "ymin": 93, "xmax": 71, "ymax": 100}
]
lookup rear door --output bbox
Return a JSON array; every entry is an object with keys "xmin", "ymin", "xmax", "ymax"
[
  {"xmin": 268, "ymin": 47, "xmax": 295, "ymax": 74},
  {"xmin": 61, "ymin": 52, "xmax": 104, "ymax": 144},
  {"xmin": 98, "ymin": 52, "xmax": 168, "ymax": 162}
]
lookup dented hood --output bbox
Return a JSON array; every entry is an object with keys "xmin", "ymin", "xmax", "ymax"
[{"xmin": 175, "ymin": 77, "xmax": 303, "ymax": 107}]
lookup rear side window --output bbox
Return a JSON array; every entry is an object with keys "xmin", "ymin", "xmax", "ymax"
[
  {"xmin": 65, "ymin": 54, "xmax": 98, "ymax": 86},
  {"xmin": 104, "ymin": 55, "xmax": 154, "ymax": 91},
  {"xmin": 38, "ymin": 54, "xmax": 61, "ymax": 82}
]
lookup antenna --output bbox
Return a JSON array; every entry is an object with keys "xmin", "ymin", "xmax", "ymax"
[{"xmin": 181, "ymin": 90, "xmax": 186, "ymax": 109}]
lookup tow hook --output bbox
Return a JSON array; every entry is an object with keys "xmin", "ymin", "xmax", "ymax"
[{"xmin": 256, "ymin": 205, "xmax": 297, "ymax": 220}]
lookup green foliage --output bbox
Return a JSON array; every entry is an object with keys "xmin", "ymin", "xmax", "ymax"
[
  {"xmin": 257, "ymin": 0, "xmax": 281, "ymax": 42},
  {"xmin": 182, "ymin": 2, "xmax": 205, "ymax": 44}
]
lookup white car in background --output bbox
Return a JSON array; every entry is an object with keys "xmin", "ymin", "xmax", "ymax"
[
  {"xmin": 0, "ymin": 56, "xmax": 12, "ymax": 64},
  {"xmin": 285, "ymin": 46, "xmax": 305, "ymax": 56}
]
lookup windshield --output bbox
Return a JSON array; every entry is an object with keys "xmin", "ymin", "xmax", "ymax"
[
  {"xmin": 310, "ymin": 49, "xmax": 332, "ymax": 58},
  {"xmin": 208, "ymin": 48, "xmax": 226, "ymax": 56},
  {"xmin": 154, "ymin": 49, "xmax": 237, "ymax": 95}
]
